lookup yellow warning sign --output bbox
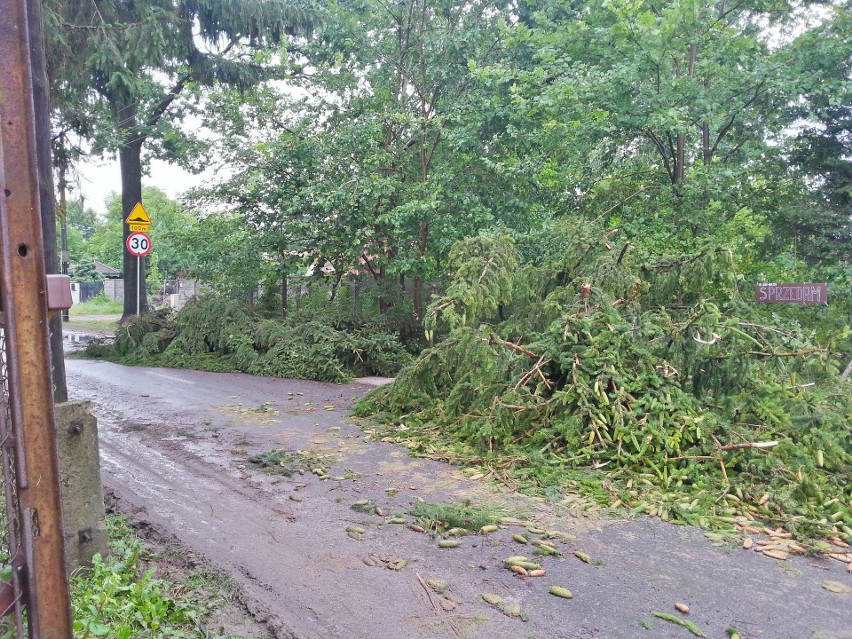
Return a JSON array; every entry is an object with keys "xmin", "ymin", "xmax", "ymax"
[{"xmin": 125, "ymin": 202, "xmax": 152, "ymax": 226}]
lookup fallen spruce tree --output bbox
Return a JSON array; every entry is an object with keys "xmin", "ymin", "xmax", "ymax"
[
  {"xmin": 356, "ymin": 226, "xmax": 852, "ymax": 541},
  {"xmin": 87, "ymin": 293, "xmax": 412, "ymax": 383}
]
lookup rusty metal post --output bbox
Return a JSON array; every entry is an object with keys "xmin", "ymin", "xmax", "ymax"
[{"xmin": 0, "ymin": 0, "xmax": 75, "ymax": 636}]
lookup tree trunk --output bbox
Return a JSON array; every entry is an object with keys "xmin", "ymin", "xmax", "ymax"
[
  {"xmin": 379, "ymin": 264, "xmax": 388, "ymax": 314},
  {"xmin": 413, "ymin": 220, "xmax": 429, "ymax": 321},
  {"xmin": 414, "ymin": 275, "xmax": 423, "ymax": 320},
  {"xmin": 674, "ymin": 134, "xmax": 685, "ymax": 184},
  {"xmin": 281, "ymin": 272, "xmax": 288, "ymax": 318},
  {"xmin": 673, "ymin": 42, "xmax": 699, "ymax": 186},
  {"xmin": 58, "ymin": 162, "xmax": 69, "ymax": 322},
  {"xmin": 118, "ymin": 102, "xmax": 146, "ymax": 319}
]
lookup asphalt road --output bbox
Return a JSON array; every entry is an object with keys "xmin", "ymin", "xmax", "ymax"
[{"xmin": 65, "ymin": 358, "xmax": 852, "ymax": 639}]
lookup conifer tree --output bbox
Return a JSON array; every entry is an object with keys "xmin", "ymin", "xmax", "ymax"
[{"xmin": 45, "ymin": 0, "xmax": 313, "ymax": 318}]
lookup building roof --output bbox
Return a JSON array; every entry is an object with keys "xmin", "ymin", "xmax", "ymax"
[{"xmin": 94, "ymin": 262, "xmax": 121, "ymax": 276}]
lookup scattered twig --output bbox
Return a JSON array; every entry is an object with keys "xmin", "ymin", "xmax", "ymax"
[
  {"xmin": 693, "ymin": 331, "xmax": 720, "ymax": 345},
  {"xmin": 744, "ymin": 349, "xmax": 827, "ymax": 358},
  {"xmin": 718, "ymin": 441, "xmax": 779, "ymax": 451},
  {"xmin": 512, "ymin": 355, "xmax": 552, "ymax": 392},
  {"xmin": 498, "ymin": 339, "xmax": 540, "ymax": 359},
  {"xmin": 737, "ymin": 321, "xmax": 796, "ymax": 338},
  {"xmin": 615, "ymin": 241, "xmax": 632, "ymax": 266},
  {"xmin": 705, "ymin": 348, "xmax": 828, "ymax": 361},
  {"xmin": 416, "ymin": 574, "xmax": 465, "ymax": 639},
  {"xmin": 476, "ymin": 257, "xmax": 496, "ymax": 284},
  {"xmin": 651, "ymin": 611, "xmax": 706, "ymax": 637}
]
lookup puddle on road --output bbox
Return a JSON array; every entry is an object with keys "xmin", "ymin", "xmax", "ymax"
[{"xmin": 63, "ymin": 330, "xmax": 113, "ymax": 354}]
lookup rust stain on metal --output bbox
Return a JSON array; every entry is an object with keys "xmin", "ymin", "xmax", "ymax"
[{"xmin": 0, "ymin": 0, "xmax": 74, "ymax": 635}]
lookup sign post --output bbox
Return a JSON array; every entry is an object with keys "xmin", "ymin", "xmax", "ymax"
[
  {"xmin": 125, "ymin": 231, "xmax": 152, "ymax": 316},
  {"xmin": 124, "ymin": 203, "xmax": 152, "ymax": 315}
]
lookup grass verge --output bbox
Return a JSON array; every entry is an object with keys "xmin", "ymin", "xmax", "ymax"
[
  {"xmin": 69, "ymin": 295, "xmax": 123, "ymax": 317},
  {"xmin": 64, "ymin": 319, "xmax": 121, "ymax": 333},
  {"xmin": 71, "ymin": 514, "xmax": 265, "ymax": 639}
]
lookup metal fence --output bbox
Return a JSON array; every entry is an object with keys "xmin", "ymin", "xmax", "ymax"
[
  {"xmin": 78, "ymin": 283, "xmax": 104, "ymax": 304},
  {"xmin": 0, "ymin": 326, "xmax": 26, "ymax": 636}
]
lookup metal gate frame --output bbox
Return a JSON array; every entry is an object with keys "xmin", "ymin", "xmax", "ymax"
[{"xmin": 0, "ymin": 0, "xmax": 75, "ymax": 636}]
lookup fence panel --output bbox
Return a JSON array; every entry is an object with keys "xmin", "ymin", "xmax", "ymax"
[
  {"xmin": 0, "ymin": 326, "xmax": 26, "ymax": 636},
  {"xmin": 80, "ymin": 282, "xmax": 104, "ymax": 303}
]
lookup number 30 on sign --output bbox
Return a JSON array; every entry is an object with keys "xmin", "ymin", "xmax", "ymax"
[{"xmin": 126, "ymin": 232, "xmax": 152, "ymax": 257}]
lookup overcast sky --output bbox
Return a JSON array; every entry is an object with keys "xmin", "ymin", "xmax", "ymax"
[{"xmin": 73, "ymin": 156, "xmax": 212, "ymax": 217}]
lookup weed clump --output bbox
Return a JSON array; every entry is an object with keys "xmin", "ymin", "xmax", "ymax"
[
  {"xmin": 68, "ymin": 516, "xmax": 214, "ymax": 638},
  {"xmin": 407, "ymin": 499, "xmax": 504, "ymax": 533},
  {"xmin": 247, "ymin": 448, "xmax": 303, "ymax": 475}
]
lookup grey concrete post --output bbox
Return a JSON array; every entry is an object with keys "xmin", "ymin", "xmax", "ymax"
[{"xmin": 55, "ymin": 401, "xmax": 109, "ymax": 572}]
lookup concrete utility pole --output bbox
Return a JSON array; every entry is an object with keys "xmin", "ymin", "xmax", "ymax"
[
  {"xmin": 26, "ymin": 0, "xmax": 68, "ymax": 403},
  {"xmin": 0, "ymin": 0, "xmax": 75, "ymax": 635}
]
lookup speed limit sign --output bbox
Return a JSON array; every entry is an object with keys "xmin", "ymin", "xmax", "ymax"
[{"xmin": 126, "ymin": 232, "xmax": 152, "ymax": 257}]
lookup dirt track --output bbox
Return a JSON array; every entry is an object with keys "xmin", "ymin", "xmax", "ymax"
[{"xmin": 65, "ymin": 359, "xmax": 852, "ymax": 639}]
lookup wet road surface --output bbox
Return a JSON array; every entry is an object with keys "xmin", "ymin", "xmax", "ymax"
[{"xmin": 65, "ymin": 359, "xmax": 852, "ymax": 639}]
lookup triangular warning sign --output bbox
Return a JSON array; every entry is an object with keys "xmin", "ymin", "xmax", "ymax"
[{"xmin": 125, "ymin": 202, "xmax": 152, "ymax": 225}]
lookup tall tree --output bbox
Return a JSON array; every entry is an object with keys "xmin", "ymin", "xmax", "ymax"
[
  {"xmin": 45, "ymin": 0, "xmax": 313, "ymax": 318},
  {"xmin": 781, "ymin": 3, "xmax": 852, "ymax": 265},
  {"xmin": 202, "ymin": 0, "xmax": 522, "ymax": 321},
  {"xmin": 480, "ymin": 0, "xmax": 815, "ymax": 257}
]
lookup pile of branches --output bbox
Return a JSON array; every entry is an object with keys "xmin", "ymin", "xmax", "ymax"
[
  {"xmin": 357, "ymin": 227, "xmax": 852, "ymax": 540},
  {"xmin": 91, "ymin": 294, "xmax": 412, "ymax": 383}
]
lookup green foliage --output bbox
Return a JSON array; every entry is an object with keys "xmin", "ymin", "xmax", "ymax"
[
  {"xmin": 426, "ymin": 234, "xmax": 517, "ymax": 333},
  {"xmin": 195, "ymin": 0, "xmax": 525, "ymax": 323},
  {"xmin": 66, "ymin": 200, "xmax": 100, "ymax": 240},
  {"xmin": 174, "ymin": 213, "xmax": 270, "ymax": 302},
  {"xmin": 139, "ymin": 187, "xmax": 197, "ymax": 280},
  {"xmin": 407, "ymin": 499, "xmax": 504, "ymax": 533},
  {"xmin": 247, "ymin": 448, "xmax": 311, "ymax": 476},
  {"xmin": 248, "ymin": 448, "xmax": 296, "ymax": 472},
  {"xmin": 89, "ymin": 293, "xmax": 413, "ymax": 382},
  {"xmin": 71, "ymin": 518, "xmax": 194, "ymax": 638},
  {"xmin": 82, "ymin": 188, "xmax": 197, "ymax": 281},
  {"xmin": 67, "ymin": 515, "xmax": 250, "ymax": 639},
  {"xmin": 45, "ymin": 0, "xmax": 316, "ymax": 315},
  {"xmin": 60, "ymin": 199, "xmax": 100, "ymax": 268},
  {"xmin": 71, "ymin": 294, "xmax": 124, "ymax": 316},
  {"xmin": 166, "ymin": 297, "xmax": 255, "ymax": 358},
  {"xmin": 70, "ymin": 257, "xmax": 104, "ymax": 284},
  {"xmin": 358, "ymin": 229, "xmax": 852, "ymax": 539},
  {"xmin": 246, "ymin": 318, "xmax": 405, "ymax": 382},
  {"xmin": 86, "ymin": 195, "xmax": 124, "ymax": 270},
  {"xmin": 114, "ymin": 310, "xmax": 176, "ymax": 359},
  {"xmin": 72, "ymin": 551, "xmax": 193, "ymax": 638}
]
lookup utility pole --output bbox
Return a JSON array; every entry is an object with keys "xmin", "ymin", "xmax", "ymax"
[
  {"xmin": 58, "ymin": 157, "xmax": 70, "ymax": 323},
  {"xmin": 26, "ymin": 0, "xmax": 68, "ymax": 403}
]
